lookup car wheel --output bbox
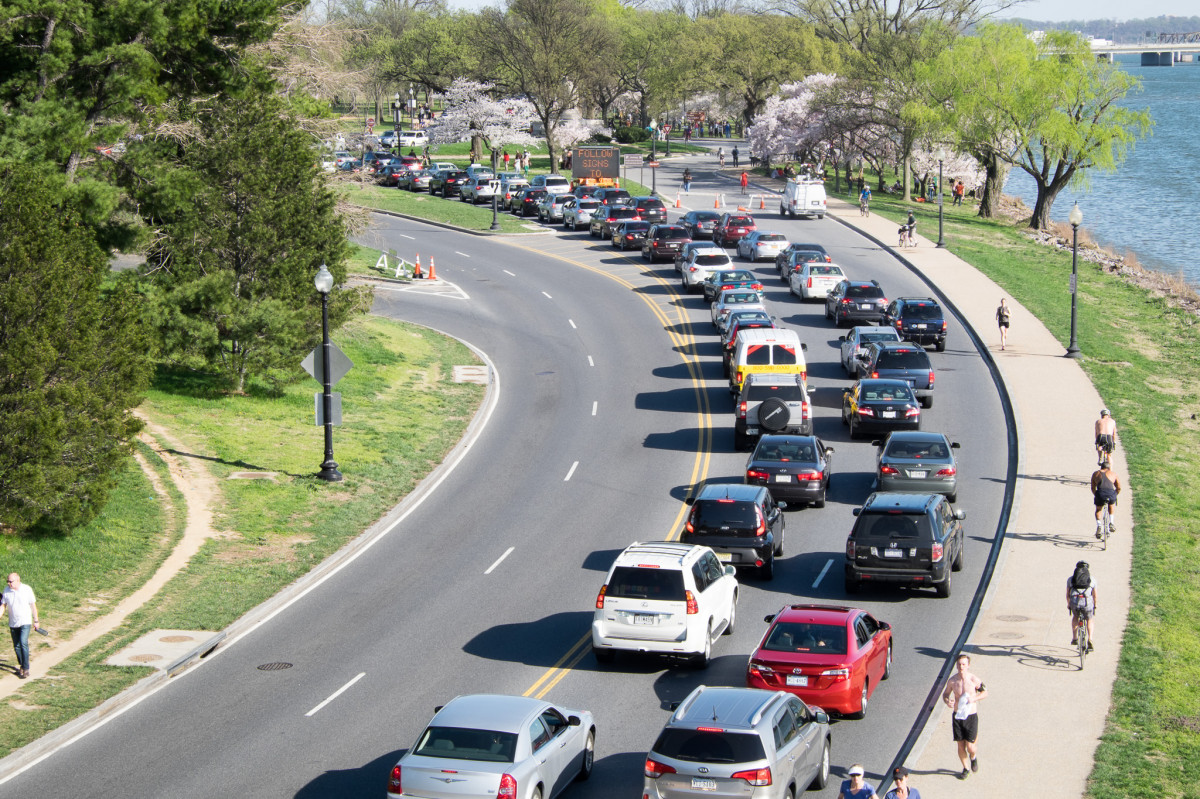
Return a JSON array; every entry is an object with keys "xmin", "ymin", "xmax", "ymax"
[
  {"xmin": 936, "ymin": 338, "xmax": 946, "ymax": 352},
  {"xmin": 952, "ymin": 538, "xmax": 964, "ymax": 571},
  {"xmin": 774, "ymin": 528, "xmax": 784, "ymax": 557},
  {"xmin": 824, "ymin": 304, "xmax": 833, "ymax": 320},
  {"xmin": 935, "ymin": 571, "xmax": 952, "ymax": 598},
  {"xmin": 577, "ymin": 730, "xmax": 595, "ymax": 781},
  {"xmin": 733, "ymin": 427, "xmax": 748, "ymax": 451},
  {"xmin": 692, "ymin": 622, "xmax": 713, "ymax": 669},
  {"xmin": 947, "ymin": 491, "xmax": 958, "ymax": 505},
  {"xmin": 592, "ymin": 646, "xmax": 615, "ymax": 664},
  {"xmin": 845, "ymin": 570, "xmax": 860, "ymax": 594},
  {"xmin": 759, "ymin": 551, "xmax": 774, "ymax": 580},
  {"xmin": 922, "ymin": 395, "xmax": 933, "ymax": 409},
  {"xmin": 853, "ymin": 679, "xmax": 869, "ymax": 719},
  {"xmin": 723, "ymin": 594, "xmax": 737, "ymax": 635},
  {"xmin": 883, "ymin": 642, "xmax": 893, "ymax": 680},
  {"xmin": 848, "ymin": 417, "xmax": 859, "ymax": 440},
  {"xmin": 814, "ymin": 490, "xmax": 826, "ymax": 509},
  {"xmin": 810, "ymin": 740, "xmax": 831, "ymax": 790},
  {"xmin": 532, "ymin": 789, "xmax": 542, "ymax": 799}
]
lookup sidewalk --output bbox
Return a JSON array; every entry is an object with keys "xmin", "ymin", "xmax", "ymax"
[{"xmin": 822, "ymin": 192, "xmax": 1129, "ymax": 797}]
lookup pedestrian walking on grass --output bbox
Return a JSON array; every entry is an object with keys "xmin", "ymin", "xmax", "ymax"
[
  {"xmin": 996, "ymin": 298, "xmax": 1011, "ymax": 350},
  {"xmin": 1, "ymin": 573, "xmax": 39, "ymax": 678},
  {"xmin": 740, "ymin": 171, "xmax": 749, "ymax": 195},
  {"xmin": 884, "ymin": 767, "xmax": 921, "ymax": 799},
  {"xmin": 942, "ymin": 654, "xmax": 987, "ymax": 779}
]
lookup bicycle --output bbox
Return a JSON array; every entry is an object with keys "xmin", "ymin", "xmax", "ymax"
[
  {"xmin": 1072, "ymin": 608, "xmax": 1089, "ymax": 668},
  {"xmin": 1099, "ymin": 503, "xmax": 1113, "ymax": 550},
  {"xmin": 859, "ymin": 197, "xmax": 870, "ymax": 217}
]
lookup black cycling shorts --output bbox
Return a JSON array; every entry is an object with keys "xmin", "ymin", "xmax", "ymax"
[
  {"xmin": 1095, "ymin": 434, "xmax": 1114, "ymax": 452},
  {"xmin": 1094, "ymin": 491, "xmax": 1117, "ymax": 508},
  {"xmin": 952, "ymin": 713, "xmax": 979, "ymax": 742}
]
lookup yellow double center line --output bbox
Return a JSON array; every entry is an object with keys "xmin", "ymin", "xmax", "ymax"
[{"xmin": 497, "ymin": 240, "xmax": 715, "ymax": 699}]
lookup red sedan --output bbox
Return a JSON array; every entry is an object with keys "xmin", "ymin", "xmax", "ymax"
[{"xmin": 746, "ymin": 604, "xmax": 892, "ymax": 718}]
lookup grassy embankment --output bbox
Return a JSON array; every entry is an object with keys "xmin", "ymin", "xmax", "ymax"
[
  {"xmin": 838, "ymin": 181, "xmax": 1199, "ymax": 797},
  {"xmin": 0, "ymin": 316, "xmax": 483, "ymax": 758}
]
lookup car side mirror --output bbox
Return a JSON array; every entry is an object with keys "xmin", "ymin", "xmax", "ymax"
[
  {"xmin": 954, "ymin": 509, "xmax": 966, "ymax": 520},
  {"xmin": 434, "ymin": 705, "xmax": 444, "ymax": 713},
  {"xmin": 825, "ymin": 447, "xmax": 834, "ymax": 455},
  {"xmin": 871, "ymin": 440, "xmax": 882, "ymax": 447},
  {"xmin": 724, "ymin": 565, "xmax": 737, "ymax": 577},
  {"xmin": 567, "ymin": 715, "xmax": 581, "ymax": 726},
  {"xmin": 838, "ymin": 336, "xmax": 847, "ymax": 342},
  {"xmin": 814, "ymin": 709, "xmax": 830, "ymax": 725},
  {"xmin": 764, "ymin": 614, "xmax": 776, "ymax": 623},
  {"xmin": 801, "ymin": 343, "xmax": 808, "ymax": 351},
  {"xmin": 951, "ymin": 442, "xmax": 961, "ymax": 449},
  {"xmin": 879, "ymin": 621, "xmax": 892, "ymax": 631},
  {"xmin": 852, "ymin": 508, "xmax": 862, "ymax": 517},
  {"xmin": 668, "ymin": 701, "xmax": 682, "ymax": 711}
]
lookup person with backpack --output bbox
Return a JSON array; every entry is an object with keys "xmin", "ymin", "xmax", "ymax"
[{"xmin": 1067, "ymin": 561, "xmax": 1098, "ymax": 650}]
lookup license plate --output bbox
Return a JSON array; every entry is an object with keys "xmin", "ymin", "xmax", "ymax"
[
  {"xmin": 691, "ymin": 778, "xmax": 718, "ymax": 792},
  {"xmin": 884, "ymin": 548, "xmax": 904, "ymax": 559},
  {"xmin": 716, "ymin": 552, "xmax": 733, "ymax": 562},
  {"xmin": 774, "ymin": 474, "xmax": 791, "ymax": 483},
  {"xmin": 786, "ymin": 675, "xmax": 809, "ymax": 686},
  {"xmin": 631, "ymin": 614, "xmax": 654, "ymax": 625},
  {"xmin": 882, "ymin": 411, "xmax": 896, "ymax": 418},
  {"xmin": 915, "ymin": 323, "xmax": 927, "ymax": 329},
  {"xmin": 860, "ymin": 303, "xmax": 873, "ymax": 310},
  {"xmin": 909, "ymin": 470, "xmax": 927, "ymax": 478}
]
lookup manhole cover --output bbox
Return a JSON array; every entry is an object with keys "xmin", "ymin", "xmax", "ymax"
[
  {"xmin": 997, "ymin": 615, "xmax": 1030, "ymax": 622},
  {"xmin": 257, "ymin": 662, "xmax": 293, "ymax": 671},
  {"xmin": 990, "ymin": 632, "xmax": 1024, "ymax": 640},
  {"xmin": 130, "ymin": 653, "xmax": 163, "ymax": 663},
  {"xmin": 159, "ymin": 635, "xmax": 195, "ymax": 643}
]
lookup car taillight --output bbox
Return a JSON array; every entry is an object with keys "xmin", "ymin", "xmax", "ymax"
[
  {"xmin": 496, "ymin": 773, "xmax": 518, "ymax": 799},
  {"xmin": 905, "ymin": 407, "xmax": 920, "ymax": 418},
  {"xmin": 387, "ymin": 765, "xmax": 402, "ymax": 793},
  {"xmin": 748, "ymin": 660, "xmax": 775, "ymax": 676},
  {"xmin": 858, "ymin": 406, "xmax": 874, "ymax": 417},
  {"xmin": 825, "ymin": 255, "xmax": 832, "ymax": 262},
  {"xmin": 847, "ymin": 535, "xmax": 856, "ymax": 558},
  {"xmin": 738, "ymin": 401, "xmax": 747, "ymax": 419},
  {"xmin": 736, "ymin": 370, "xmax": 744, "ymax": 384},
  {"xmin": 756, "ymin": 509, "xmax": 767, "ymax": 535},
  {"xmin": 645, "ymin": 758, "xmax": 676, "ymax": 778},
  {"xmin": 932, "ymin": 541, "xmax": 944, "ymax": 561},
  {"xmin": 685, "ymin": 590, "xmax": 699, "ymax": 614},
  {"xmin": 747, "ymin": 468, "xmax": 768, "ymax": 481},
  {"xmin": 721, "ymin": 284, "xmax": 733, "ymax": 291},
  {"xmin": 841, "ymin": 298, "xmax": 852, "ymax": 304},
  {"xmin": 689, "ymin": 266, "xmax": 698, "ymax": 272},
  {"xmin": 808, "ymin": 277, "xmax": 814, "ymax": 288},
  {"xmin": 731, "ymin": 767, "xmax": 772, "ymax": 786},
  {"xmin": 937, "ymin": 467, "xmax": 957, "ymax": 476},
  {"xmin": 595, "ymin": 585, "xmax": 607, "ymax": 609},
  {"xmin": 820, "ymin": 667, "xmax": 851, "ymax": 682},
  {"xmin": 752, "ymin": 283, "xmax": 762, "ymax": 290},
  {"xmin": 871, "ymin": 371, "xmax": 879, "ymax": 378},
  {"xmin": 895, "ymin": 320, "xmax": 903, "ymax": 330},
  {"xmin": 802, "ymin": 401, "xmax": 810, "ymax": 421},
  {"xmin": 880, "ymin": 465, "xmax": 899, "ymax": 475},
  {"xmin": 929, "ymin": 370, "xmax": 935, "ymax": 385},
  {"xmin": 797, "ymin": 471, "xmax": 822, "ymax": 481},
  {"xmin": 941, "ymin": 321, "xmax": 948, "ymax": 331}
]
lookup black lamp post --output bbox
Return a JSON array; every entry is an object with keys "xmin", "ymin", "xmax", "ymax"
[
  {"xmin": 490, "ymin": 147, "xmax": 501, "ymax": 231},
  {"xmin": 936, "ymin": 146, "xmax": 946, "ymax": 248},
  {"xmin": 1066, "ymin": 202, "xmax": 1083, "ymax": 358},
  {"xmin": 833, "ymin": 149, "xmax": 841, "ymax": 194},
  {"xmin": 393, "ymin": 93, "xmax": 401, "ymax": 145},
  {"xmin": 314, "ymin": 264, "xmax": 343, "ymax": 481},
  {"xmin": 650, "ymin": 124, "xmax": 658, "ymax": 195}
]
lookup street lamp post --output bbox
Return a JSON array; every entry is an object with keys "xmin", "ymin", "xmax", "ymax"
[
  {"xmin": 650, "ymin": 126, "xmax": 658, "ymax": 196},
  {"xmin": 935, "ymin": 146, "xmax": 946, "ymax": 248},
  {"xmin": 393, "ymin": 93, "xmax": 401, "ymax": 141},
  {"xmin": 314, "ymin": 264, "xmax": 343, "ymax": 482},
  {"xmin": 833, "ymin": 149, "xmax": 841, "ymax": 194},
  {"xmin": 490, "ymin": 147, "xmax": 501, "ymax": 231},
  {"xmin": 1066, "ymin": 202, "xmax": 1083, "ymax": 358},
  {"xmin": 409, "ymin": 86, "xmax": 415, "ymax": 126}
]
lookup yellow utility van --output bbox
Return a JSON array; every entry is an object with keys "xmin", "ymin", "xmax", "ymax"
[{"xmin": 729, "ymin": 328, "xmax": 808, "ymax": 394}]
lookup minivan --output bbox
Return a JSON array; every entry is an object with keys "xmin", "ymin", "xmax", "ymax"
[{"xmin": 730, "ymin": 328, "xmax": 808, "ymax": 394}]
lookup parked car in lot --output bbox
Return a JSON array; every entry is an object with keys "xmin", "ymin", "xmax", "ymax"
[
  {"xmin": 562, "ymin": 197, "xmax": 599, "ymax": 230},
  {"xmin": 333, "ymin": 150, "xmax": 355, "ymax": 167},
  {"xmin": 839, "ymin": 325, "xmax": 903, "ymax": 377},
  {"xmin": 858, "ymin": 342, "xmax": 936, "ymax": 407},
  {"xmin": 701, "ymin": 269, "xmax": 763, "ymax": 303},
  {"xmin": 429, "ymin": 169, "xmax": 468, "ymax": 197},
  {"xmin": 737, "ymin": 231, "xmax": 790, "ymax": 262},
  {"xmin": 459, "ymin": 176, "xmax": 499, "ymax": 204},
  {"xmin": 841, "ymin": 378, "xmax": 921, "ymax": 439},
  {"xmin": 744, "ymin": 433, "xmax": 830, "ymax": 505},
  {"xmin": 589, "ymin": 205, "xmax": 639, "ymax": 238},
  {"xmin": 875, "ymin": 431, "xmax": 960, "ymax": 501},
  {"xmin": 386, "ymin": 693, "xmax": 596, "ymax": 799},
  {"xmin": 790, "ymin": 262, "xmax": 846, "ymax": 300},
  {"xmin": 397, "ymin": 168, "xmax": 433, "ymax": 192},
  {"xmin": 592, "ymin": 541, "xmax": 738, "ymax": 666},
  {"xmin": 734, "ymin": 375, "xmax": 813, "ymax": 450},
  {"xmin": 712, "ymin": 213, "xmax": 757, "ymax": 248},
  {"xmin": 641, "ymin": 224, "xmax": 691, "ymax": 262},
  {"xmin": 844, "ymin": 492, "xmax": 965, "ymax": 597},
  {"xmin": 377, "ymin": 130, "xmax": 398, "ymax": 149},
  {"xmin": 883, "ymin": 296, "xmax": 948, "ymax": 351},
  {"xmin": 612, "ymin": 220, "xmax": 651, "ymax": 250},
  {"xmin": 747, "ymin": 604, "xmax": 891, "ymax": 718},
  {"xmin": 683, "ymin": 483, "xmax": 785, "ymax": 579},
  {"xmin": 679, "ymin": 209, "xmax": 721, "ymax": 239},
  {"xmin": 825, "ymin": 279, "xmax": 888, "ymax": 327},
  {"xmin": 395, "ymin": 130, "xmax": 429, "ymax": 148},
  {"xmin": 642, "ymin": 686, "xmax": 831, "ymax": 798}
]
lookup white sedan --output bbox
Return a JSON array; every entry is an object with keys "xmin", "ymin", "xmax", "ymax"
[
  {"xmin": 737, "ymin": 231, "xmax": 790, "ymax": 262},
  {"xmin": 838, "ymin": 325, "xmax": 903, "ymax": 377},
  {"xmin": 712, "ymin": 289, "xmax": 767, "ymax": 332},
  {"xmin": 396, "ymin": 130, "xmax": 430, "ymax": 147},
  {"xmin": 789, "ymin": 262, "xmax": 847, "ymax": 300},
  {"xmin": 388, "ymin": 694, "xmax": 596, "ymax": 799}
]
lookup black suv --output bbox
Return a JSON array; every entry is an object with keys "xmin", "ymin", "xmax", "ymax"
[
  {"xmin": 683, "ymin": 483, "xmax": 784, "ymax": 579},
  {"xmin": 883, "ymin": 297, "xmax": 948, "ymax": 352},
  {"xmin": 631, "ymin": 195, "xmax": 668, "ymax": 223},
  {"xmin": 845, "ymin": 492, "xmax": 965, "ymax": 597},
  {"xmin": 826, "ymin": 280, "xmax": 888, "ymax": 327},
  {"xmin": 429, "ymin": 169, "xmax": 467, "ymax": 198},
  {"xmin": 860, "ymin": 342, "xmax": 935, "ymax": 408},
  {"xmin": 592, "ymin": 187, "xmax": 632, "ymax": 206}
]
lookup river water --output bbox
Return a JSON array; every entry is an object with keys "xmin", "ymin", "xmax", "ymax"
[{"xmin": 1002, "ymin": 55, "xmax": 1200, "ymax": 285}]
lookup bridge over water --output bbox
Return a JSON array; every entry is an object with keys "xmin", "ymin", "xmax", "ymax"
[{"xmin": 1090, "ymin": 36, "xmax": 1200, "ymax": 65}]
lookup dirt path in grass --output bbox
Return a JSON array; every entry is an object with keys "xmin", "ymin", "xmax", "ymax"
[{"xmin": 0, "ymin": 412, "xmax": 219, "ymax": 699}]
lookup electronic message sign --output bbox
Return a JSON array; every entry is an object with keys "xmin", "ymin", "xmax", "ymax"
[{"xmin": 572, "ymin": 146, "xmax": 620, "ymax": 180}]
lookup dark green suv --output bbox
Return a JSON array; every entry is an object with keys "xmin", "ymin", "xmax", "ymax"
[
  {"xmin": 883, "ymin": 297, "xmax": 947, "ymax": 351},
  {"xmin": 844, "ymin": 492, "xmax": 965, "ymax": 597}
]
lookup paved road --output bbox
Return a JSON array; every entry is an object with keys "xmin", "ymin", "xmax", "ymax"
[{"xmin": 0, "ymin": 188, "xmax": 1010, "ymax": 797}]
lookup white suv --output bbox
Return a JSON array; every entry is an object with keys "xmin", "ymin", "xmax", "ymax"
[
  {"xmin": 592, "ymin": 542, "xmax": 738, "ymax": 668},
  {"xmin": 681, "ymin": 248, "xmax": 734, "ymax": 293}
]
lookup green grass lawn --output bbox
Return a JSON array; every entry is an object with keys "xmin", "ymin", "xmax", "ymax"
[{"xmin": 0, "ymin": 315, "xmax": 483, "ymax": 757}]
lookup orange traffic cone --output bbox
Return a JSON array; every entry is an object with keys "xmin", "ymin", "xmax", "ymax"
[
  {"xmin": 428, "ymin": 256, "xmax": 437, "ymax": 280},
  {"xmin": 675, "ymin": 193, "xmax": 682, "ymax": 208},
  {"xmin": 413, "ymin": 254, "xmax": 423, "ymax": 279},
  {"xmin": 714, "ymin": 195, "xmax": 720, "ymax": 209},
  {"xmin": 759, "ymin": 195, "xmax": 766, "ymax": 210}
]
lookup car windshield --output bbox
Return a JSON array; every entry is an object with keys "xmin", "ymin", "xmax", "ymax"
[
  {"xmin": 877, "ymin": 351, "xmax": 929, "ymax": 369},
  {"xmin": 854, "ymin": 513, "xmax": 933, "ymax": 540},
  {"xmin": 652, "ymin": 729, "xmax": 766, "ymax": 764},
  {"xmin": 903, "ymin": 304, "xmax": 942, "ymax": 319},
  {"xmin": 607, "ymin": 566, "xmax": 685, "ymax": 601},
  {"xmin": 764, "ymin": 622, "xmax": 847, "ymax": 654},
  {"xmin": 414, "ymin": 726, "xmax": 518, "ymax": 763},
  {"xmin": 887, "ymin": 440, "xmax": 950, "ymax": 459}
]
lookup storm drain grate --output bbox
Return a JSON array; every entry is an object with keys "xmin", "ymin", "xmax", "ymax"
[{"xmin": 257, "ymin": 662, "xmax": 294, "ymax": 671}]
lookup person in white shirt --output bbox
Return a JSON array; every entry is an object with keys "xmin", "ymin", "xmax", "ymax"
[{"xmin": 1, "ymin": 573, "xmax": 39, "ymax": 678}]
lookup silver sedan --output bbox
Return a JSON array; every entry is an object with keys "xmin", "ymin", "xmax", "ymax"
[
  {"xmin": 388, "ymin": 694, "xmax": 596, "ymax": 799},
  {"xmin": 874, "ymin": 431, "xmax": 961, "ymax": 502}
]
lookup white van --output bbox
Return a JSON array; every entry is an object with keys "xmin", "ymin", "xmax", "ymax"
[
  {"xmin": 780, "ymin": 176, "xmax": 827, "ymax": 219},
  {"xmin": 729, "ymin": 328, "xmax": 808, "ymax": 394}
]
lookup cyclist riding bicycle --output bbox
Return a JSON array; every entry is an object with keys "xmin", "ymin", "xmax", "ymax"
[
  {"xmin": 859, "ymin": 185, "xmax": 871, "ymax": 216},
  {"xmin": 1095, "ymin": 408, "xmax": 1116, "ymax": 466},
  {"xmin": 1067, "ymin": 561, "xmax": 1097, "ymax": 651},
  {"xmin": 1090, "ymin": 459, "xmax": 1121, "ymax": 539}
]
